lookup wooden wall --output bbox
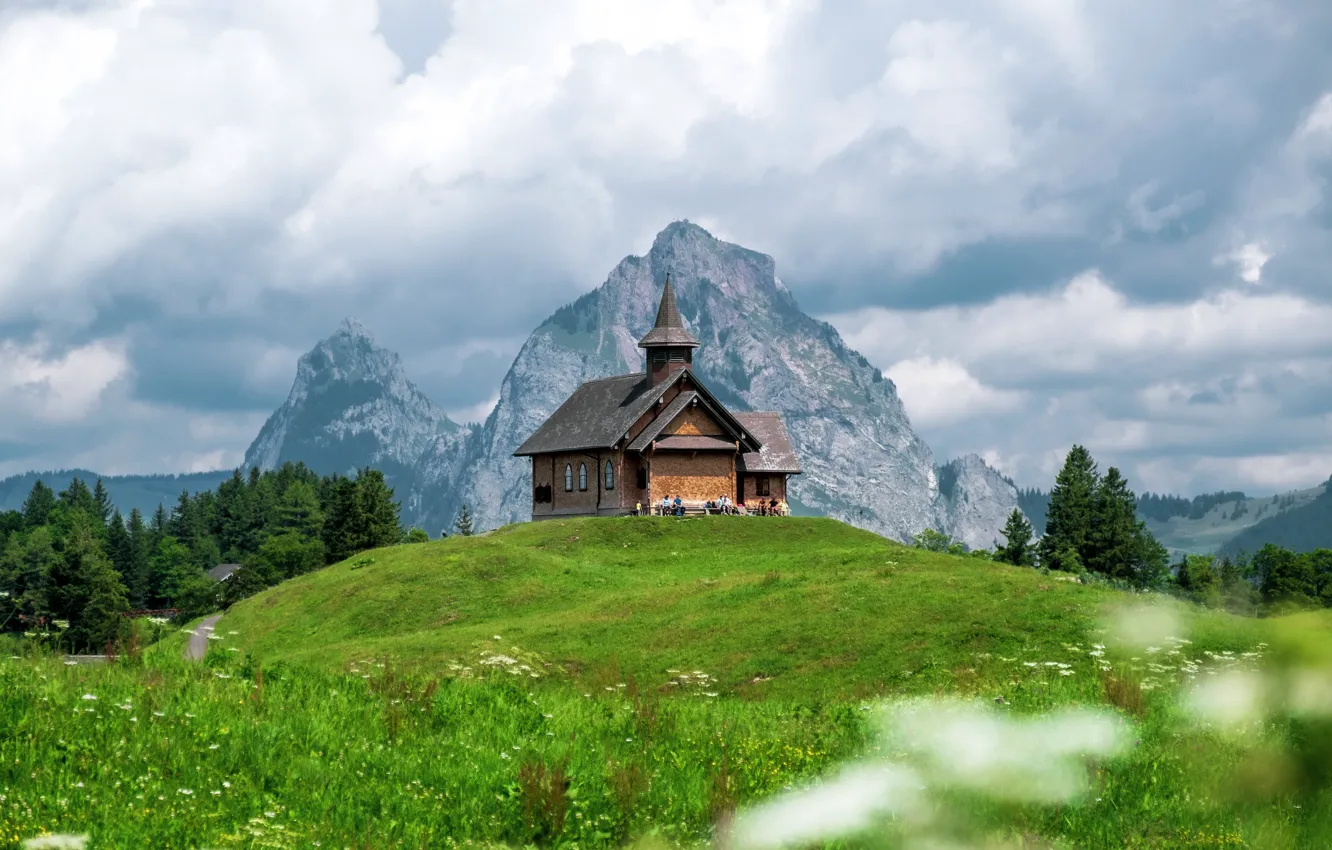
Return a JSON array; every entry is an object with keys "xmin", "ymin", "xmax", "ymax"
[
  {"xmin": 651, "ymin": 451, "xmax": 735, "ymax": 503},
  {"xmin": 741, "ymin": 473, "xmax": 788, "ymax": 505}
]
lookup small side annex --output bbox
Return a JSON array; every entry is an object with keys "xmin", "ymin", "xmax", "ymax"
[{"xmin": 513, "ymin": 275, "xmax": 802, "ymax": 519}]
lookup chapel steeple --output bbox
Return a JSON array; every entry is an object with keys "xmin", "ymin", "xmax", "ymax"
[{"xmin": 639, "ymin": 273, "xmax": 700, "ymax": 386}]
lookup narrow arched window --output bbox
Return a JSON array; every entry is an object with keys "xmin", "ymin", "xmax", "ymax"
[
  {"xmin": 564, "ymin": 464, "xmax": 573, "ymax": 492},
  {"xmin": 604, "ymin": 460, "xmax": 615, "ymax": 490},
  {"xmin": 578, "ymin": 463, "xmax": 588, "ymax": 491}
]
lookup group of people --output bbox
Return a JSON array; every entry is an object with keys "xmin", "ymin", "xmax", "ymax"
[{"xmin": 630, "ymin": 494, "xmax": 790, "ymax": 517}]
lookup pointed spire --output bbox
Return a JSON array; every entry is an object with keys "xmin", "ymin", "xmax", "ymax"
[{"xmin": 638, "ymin": 272, "xmax": 700, "ymax": 349}]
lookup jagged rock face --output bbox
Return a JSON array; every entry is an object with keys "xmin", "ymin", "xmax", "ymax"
[
  {"xmin": 243, "ymin": 319, "xmax": 462, "ymax": 492},
  {"xmin": 937, "ymin": 454, "xmax": 1021, "ymax": 550},
  {"xmin": 411, "ymin": 221, "xmax": 1019, "ymax": 544}
]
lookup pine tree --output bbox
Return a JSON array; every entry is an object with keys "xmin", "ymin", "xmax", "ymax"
[
  {"xmin": 1038, "ymin": 446, "xmax": 1100, "ymax": 572},
  {"xmin": 76, "ymin": 558, "xmax": 131, "ymax": 652},
  {"xmin": 272, "ymin": 480, "xmax": 325, "ymax": 539},
  {"xmin": 125, "ymin": 508, "xmax": 152, "ymax": 609},
  {"xmin": 0, "ymin": 527, "xmax": 59, "ymax": 629},
  {"xmin": 91, "ymin": 478, "xmax": 113, "ymax": 526},
  {"xmin": 1087, "ymin": 467, "xmax": 1139, "ymax": 580},
  {"xmin": 149, "ymin": 504, "xmax": 169, "ymax": 542},
  {"xmin": 322, "ymin": 477, "xmax": 364, "ymax": 564},
  {"xmin": 355, "ymin": 469, "xmax": 402, "ymax": 549},
  {"xmin": 997, "ymin": 509, "xmax": 1034, "ymax": 566},
  {"xmin": 455, "ymin": 504, "xmax": 475, "ymax": 537},
  {"xmin": 147, "ymin": 536, "xmax": 197, "ymax": 608},
  {"xmin": 21, "ymin": 481, "xmax": 56, "ymax": 529},
  {"xmin": 105, "ymin": 508, "xmax": 134, "ymax": 590},
  {"xmin": 49, "ymin": 513, "xmax": 128, "ymax": 651},
  {"xmin": 58, "ymin": 477, "xmax": 97, "ymax": 518}
]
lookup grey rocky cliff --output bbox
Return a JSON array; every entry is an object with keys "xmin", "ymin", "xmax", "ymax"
[
  {"xmin": 410, "ymin": 221, "xmax": 1020, "ymax": 544},
  {"xmin": 936, "ymin": 454, "xmax": 1022, "ymax": 550},
  {"xmin": 243, "ymin": 318, "xmax": 463, "ymax": 494}
]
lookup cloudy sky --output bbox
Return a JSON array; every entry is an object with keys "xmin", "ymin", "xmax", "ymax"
[{"xmin": 1, "ymin": 0, "xmax": 1330, "ymax": 497}]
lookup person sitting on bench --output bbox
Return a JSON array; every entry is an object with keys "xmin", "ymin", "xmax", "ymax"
[{"xmin": 673, "ymin": 495, "xmax": 684, "ymax": 516}]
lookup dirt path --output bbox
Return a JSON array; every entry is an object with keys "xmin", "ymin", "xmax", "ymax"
[{"xmin": 185, "ymin": 614, "xmax": 223, "ymax": 661}]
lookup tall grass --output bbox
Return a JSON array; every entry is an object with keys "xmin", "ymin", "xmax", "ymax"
[{"xmin": 5, "ymin": 607, "xmax": 1332, "ymax": 849}]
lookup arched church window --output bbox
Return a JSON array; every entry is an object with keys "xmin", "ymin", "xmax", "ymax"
[
  {"xmin": 604, "ymin": 461, "xmax": 615, "ymax": 490},
  {"xmin": 578, "ymin": 463, "xmax": 588, "ymax": 491},
  {"xmin": 564, "ymin": 464, "xmax": 573, "ymax": 492}
]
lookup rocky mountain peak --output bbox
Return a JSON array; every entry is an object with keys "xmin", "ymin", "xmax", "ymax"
[
  {"xmin": 337, "ymin": 316, "xmax": 373, "ymax": 340},
  {"xmin": 408, "ymin": 221, "xmax": 1019, "ymax": 543},
  {"xmin": 243, "ymin": 320, "xmax": 458, "ymax": 483}
]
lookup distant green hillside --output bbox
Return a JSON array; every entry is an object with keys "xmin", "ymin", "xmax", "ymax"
[
  {"xmin": 1019, "ymin": 482, "xmax": 1329, "ymax": 557},
  {"xmin": 218, "ymin": 516, "xmax": 1266, "ymax": 701},
  {"xmin": 0, "ymin": 468, "xmax": 233, "ymax": 517},
  {"xmin": 1221, "ymin": 483, "xmax": 1332, "ymax": 556}
]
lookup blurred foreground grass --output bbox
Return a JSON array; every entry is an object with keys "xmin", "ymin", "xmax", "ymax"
[{"xmin": 4, "ymin": 604, "xmax": 1332, "ymax": 849}]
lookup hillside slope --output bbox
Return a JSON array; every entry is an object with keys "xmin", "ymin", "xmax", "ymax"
[
  {"xmin": 219, "ymin": 517, "xmax": 1265, "ymax": 701},
  {"xmin": 1221, "ymin": 483, "xmax": 1332, "ymax": 556}
]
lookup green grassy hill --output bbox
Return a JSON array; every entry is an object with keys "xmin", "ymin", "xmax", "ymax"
[{"xmin": 219, "ymin": 516, "xmax": 1267, "ymax": 701}]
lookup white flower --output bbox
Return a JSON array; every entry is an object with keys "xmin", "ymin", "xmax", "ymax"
[
  {"xmin": 22, "ymin": 835, "xmax": 88, "ymax": 850},
  {"xmin": 80, "ymin": 694, "xmax": 97, "ymax": 701},
  {"xmin": 178, "ymin": 788, "xmax": 193, "ymax": 795}
]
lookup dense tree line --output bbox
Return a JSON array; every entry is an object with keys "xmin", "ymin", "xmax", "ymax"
[
  {"xmin": 0, "ymin": 463, "xmax": 415, "ymax": 651},
  {"xmin": 974, "ymin": 446, "xmax": 1331, "ymax": 616}
]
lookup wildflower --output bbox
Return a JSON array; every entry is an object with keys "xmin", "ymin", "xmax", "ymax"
[
  {"xmin": 152, "ymin": 712, "xmax": 165, "ymax": 717},
  {"xmin": 178, "ymin": 788, "xmax": 193, "ymax": 795},
  {"xmin": 222, "ymin": 782, "xmax": 231, "ymax": 788},
  {"xmin": 21, "ymin": 835, "xmax": 88, "ymax": 850},
  {"xmin": 80, "ymin": 694, "xmax": 97, "ymax": 701},
  {"xmin": 209, "ymin": 744, "xmax": 220, "ymax": 750}
]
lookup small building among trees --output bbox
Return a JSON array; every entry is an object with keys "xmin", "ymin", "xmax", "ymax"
[{"xmin": 514, "ymin": 275, "xmax": 801, "ymax": 519}]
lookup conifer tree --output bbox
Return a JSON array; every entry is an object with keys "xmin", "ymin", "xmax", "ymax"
[
  {"xmin": 105, "ymin": 508, "xmax": 133, "ymax": 588},
  {"xmin": 997, "ymin": 509, "xmax": 1034, "ymax": 566},
  {"xmin": 149, "ymin": 503, "xmax": 169, "ymax": 542},
  {"xmin": 21, "ymin": 481, "xmax": 56, "ymax": 529},
  {"xmin": 354, "ymin": 469, "xmax": 402, "ymax": 549},
  {"xmin": 48, "ymin": 513, "xmax": 129, "ymax": 651},
  {"xmin": 455, "ymin": 504, "xmax": 475, "ymax": 537},
  {"xmin": 125, "ymin": 508, "xmax": 152, "ymax": 609},
  {"xmin": 1038, "ymin": 445, "xmax": 1099, "ymax": 571},
  {"xmin": 58, "ymin": 477, "xmax": 97, "ymax": 518},
  {"xmin": 322, "ymin": 477, "xmax": 364, "ymax": 564},
  {"xmin": 0, "ymin": 526, "xmax": 59, "ymax": 629},
  {"xmin": 91, "ymin": 478, "xmax": 113, "ymax": 526},
  {"xmin": 1087, "ymin": 467, "xmax": 1140, "ymax": 580}
]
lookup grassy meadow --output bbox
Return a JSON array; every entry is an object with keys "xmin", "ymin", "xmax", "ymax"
[{"xmin": 3, "ymin": 517, "xmax": 1332, "ymax": 848}]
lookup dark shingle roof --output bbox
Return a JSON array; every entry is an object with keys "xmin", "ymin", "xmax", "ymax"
[
  {"xmin": 513, "ymin": 373, "xmax": 679, "ymax": 456},
  {"xmin": 208, "ymin": 563, "xmax": 241, "ymax": 582},
  {"xmin": 654, "ymin": 435, "xmax": 738, "ymax": 451},
  {"xmin": 626, "ymin": 391, "xmax": 698, "ymax": 452},
  {"xmin": 638, "ymin": 276, "xmax": 700, "ymax": 348},
  {"xmin": 734, "ymin": 413, "xmax": 802, "ymax": 474}
]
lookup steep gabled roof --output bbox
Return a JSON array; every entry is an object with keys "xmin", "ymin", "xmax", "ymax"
[
  {"xmin": 735, "ymin": 412, "xmax": 802, "ymax": 474},
  {"xmin": 626, "ymin": 391, "xmax": 699, "ymax": 452},
  {"xmin": 638, "ymin": 275, "xmax": 700, "ymax": 349},
  {"xmin": 513, "ymin": 371, "xmax": 683, "ymax": 456},
  {"xmin": 208, "ymin": 563, "xmax": 241, "ymax": 582}
]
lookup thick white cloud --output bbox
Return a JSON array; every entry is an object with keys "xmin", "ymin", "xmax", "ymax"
[
  {"xmin": 826, "ymin": 271, "xmax": 1332, "ymax": 494},
  {"xmin": 0, "ymin": 0, "xmax": 1327, "ymax": 494},
  {"xmin": 0, "ymin": 336, "xmax": 129, "ymax": 423},
  {"xmin": 884, "ymin": 357, "xmax": 1024, "ymax": 428}
]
